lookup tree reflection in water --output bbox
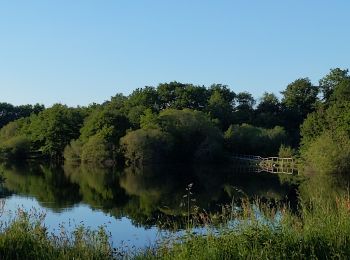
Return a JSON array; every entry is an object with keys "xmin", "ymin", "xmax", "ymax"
[{"xmin": 0, "ymin": 161, "xmax": 298, "ymax": 229}]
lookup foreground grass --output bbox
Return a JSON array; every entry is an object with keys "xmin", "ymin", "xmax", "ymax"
[
  {"xmin": 137, "ymin": 195, "xmax": 350, "ymax": 259},
  {"xmin": 0, "ymin": 192, "xmax": 349, "ymax": 259},
  {"xmin": 0, "ymin": 209, "xmax": 115, "ymax": 260}
]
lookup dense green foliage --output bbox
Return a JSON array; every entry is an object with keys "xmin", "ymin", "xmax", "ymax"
[
  {"xmin": 121, "ymin": 128, "xmax": 174, "ymax": 165},
  {"xmin": 0, "ymin": 103, "xmax": 44, "ymax": 129},
  {"xmin": 300, "ymin": 68, "xmax": 350, "ymax": 176},
  {"xmin": 27, "ymin": 104, "xmax": 85, "ymax": 158},
  {"xmin": 0, "ymin": 67, "xmax": 348, "ymax": 166},
  {"xmin": 0, "ymin": 67, "xmax": 346, "ymax": 177},
  {"xmin": 224, "ymin": 124, "xmax": 288, "ymax": 157},
  {"xmin": 0, "ymin": 104, "xmax": 84, "ymax": 160}
]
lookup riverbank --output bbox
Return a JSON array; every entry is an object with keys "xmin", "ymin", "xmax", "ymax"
[
  {"xmin": 0, "ymin": 209, "xmax": 113, "ymax": 260},
  {"xmin": 0, "ymin": 190, "xmax": 349, "ymax": 259},
  {"xmin": 136, "ymin": 193, "xmax": 350, "ymax": 259}
]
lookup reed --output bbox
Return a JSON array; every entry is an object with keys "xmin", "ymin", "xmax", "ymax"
[
  {"xmin": 137, "ymin": 193, "xmax": 350, "ymax": 259},
  {"xmin": 0, "ymin": 208, "xmax": 115, "ymax": 260}
]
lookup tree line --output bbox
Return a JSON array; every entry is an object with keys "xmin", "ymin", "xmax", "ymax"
[{"xmin": 0, "ymin": 68, "xmax": 348, "ymax": 168}]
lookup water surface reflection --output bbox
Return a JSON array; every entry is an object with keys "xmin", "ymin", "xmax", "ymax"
[{"xmin": 0, "ymin": 161, "xmax": 298, "ymax": 247}]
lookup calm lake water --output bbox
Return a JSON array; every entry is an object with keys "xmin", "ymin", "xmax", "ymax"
[{"xmin": 0, "ymin": 161, "xmax": 298, "ymax": 249}]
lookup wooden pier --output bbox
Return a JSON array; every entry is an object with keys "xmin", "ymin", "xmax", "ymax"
[{"xmin": 232, "ymin": 154, "xmax": 298, "ymax": 175}]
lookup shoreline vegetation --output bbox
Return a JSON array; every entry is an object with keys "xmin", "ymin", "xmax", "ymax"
[
  {"xmin": 1, "ymin": 67, "xmax": 350, "ymax": 258},
  {"xmin": 0, "ymin": 183, "xmax": 349, "ymax": 259}
]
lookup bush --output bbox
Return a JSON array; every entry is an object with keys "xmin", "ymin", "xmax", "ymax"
[
  {"xmin": 224, "ymin": 124, "xmax": 288, "ymax": 156},
  {"xmin": 302, "ymin": 131, "xmax": 350, "ymax": 175},
  {"xmin": 120, "ymin": 128, "xmax": 173, "ymax": 165},
  {"xmin": 81, "ymin": 134, "xmax": 110, "ymax": 164},
  {"xmin": 157, "ymin": 109, "xmax": 224, "ymax": 162}
]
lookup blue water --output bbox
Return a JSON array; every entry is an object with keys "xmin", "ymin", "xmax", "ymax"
[
  {"xmin": 1, "ymin": 195, "xmax": 161, "ymax": 249},
  {"xmin": 0, "ymin": 162, "xmax": 296, "ymax": 248}
]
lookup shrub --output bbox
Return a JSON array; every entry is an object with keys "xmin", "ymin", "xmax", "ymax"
[
  {"xmin": 120, "ymin": 128, "xmax": 173, "ymax": 165},
  {"xmin": 81, "ymin": 134, "xmax": 110, "ymax": 164},
  {"xmin": 224, "ymin": 124, "xmax": 288, "ymax": 156},
  {"xmin": 302, "ymin": 131, "xmax": 350, "ymax": 175},
  {"xmin": 157, "ymin": 109, "xmax": 224, "ymax": 162}
]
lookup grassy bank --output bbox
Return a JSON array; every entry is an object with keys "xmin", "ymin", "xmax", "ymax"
[
  {"xmin": 137, "ymin": 193, "xmax": 350, "ymax": 259},
  {"xmin": 0, "ymin": 209, "xmax": 114, "ymax": 260},
  {"xmin": 0, "ymin": 185, "xmax": 349, "ymax": 259}
]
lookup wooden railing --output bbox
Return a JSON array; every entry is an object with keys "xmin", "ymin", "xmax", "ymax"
[{"xmin": 231, "ymin": 154, "xmax": 298, "ymax": 175}]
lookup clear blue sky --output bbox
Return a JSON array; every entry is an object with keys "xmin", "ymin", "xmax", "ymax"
[{"xmin": 1, "ymin": 1, "xmax": 349, "ymax": 107}]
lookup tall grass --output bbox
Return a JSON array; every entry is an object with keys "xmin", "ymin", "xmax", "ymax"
[
  {"xmin": 0, "ymin": 208, "xmax": 115, "ymax": 260},
  {"xmin": 137, "ymin": 193, "xmax": 350, "ymax": 259},
  {"xmin": 1, "ymin": 180, "xmax": 350, "ymax": 259}
]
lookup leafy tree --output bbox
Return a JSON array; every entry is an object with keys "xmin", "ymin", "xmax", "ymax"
[
  {"xmin": 329, "ymin": 78, "xmax": 350, "ymax": 104},
  {"xmin": 300, "ymin": 107, "xmax": 327, "ymax": 149},
  {"xmin": 122, "ymin": 109, "xmax": 224, "ymax": 164},
  {"xmin": 255, "ymin": 92, "xmax": 281, "ymax": 128},
  {"xmin": 324, "ymin": 101, "xmax": 350, "ymax": 136},
  {"xmin": 233, "ymin": 92, "xmax": 255, "ymax": 124},
  {"xmin": 80, "ymin": 105, "xmax": 130, "ymax": 144},
  {"xmin": 0, "ymin": 118, "xmax": 29, "ymax": 141},
  {"xmin": 236, "ymin": 92, "xmax": 255, "ymax": 109},
  {"xmin": 301, "ymin": 100, "xmax": 350, "ymax": 151},
  {"xmin": 27, "ymin": 104, "xmax": 84, "ymax": 159},
  {"xmin": 281, "ymin": 78, "xmax": 318, "ymax": 117},
  {"xmin": 224, "ymin": 124, "xmax": 288, "ymax": 156},
  {"xmin": 123, "ymin": 87, "xmax": 159, "ymax": 127},
  {"xmin": 173, "ymin": 84, "xmax": 209, "ymax": 110},
  {"xmin": 157, "ymin": 82, "xmax": 209, "ymax": 110},
  {"xmin": 319, "ymin": 68, "xmax": 350, "ymax": 102},
  {"xmin": 140, "ymin": 109, "xmax": 159, "ymax": 129},
  {"xmin": 120, "ymin": 128, "xmax": 173, "ymax": 165},
  {"xmin": 281, "ymin": 78, "xmax": 319, "ymax": 133},
  {"xmin": 126, "ymin": 105, "xmax": 149, "ymax": 128},
  {"xmin": 207, "ymin": 90, "xmax": 233, "ymax": 130},
  {"xmin": 208, "ymin": 84, "xmax": 236, "ymax": 106},
  {"xmin": 157, "ymin": 82, "xmax": 184, "ymax": 109},
  {"xmin": 108, "ymin": 93, "xmax": 127, "ymax": 110},
  {"xmin": 126, "ymin": 86, "xmax": 159, "ymax": 109},
  {"xmin": 81, "ymin": 133, "xmax": 111, "ymax": 164},
  {"xmin": 303, "ymin": 131, "xmax": 350, "ymax": 175},
  {"xmin": 0, "ymin": 103, "xmax": 44, "ymax": 128},
  {"xmin": 157, "ymin": 109, "xmax": 224, "ymax": 162}
]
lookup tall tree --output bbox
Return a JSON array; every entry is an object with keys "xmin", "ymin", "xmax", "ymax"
[
  {"xmin": 319, "ymin": 68, "xmax": 350, "ymax": 102},
  {"xmin": 281, "ymin": 78, "xmax": 318, "ymax": 130},
  {"xmin": 27, "ymin": 104, "xmax": 84, "ymax": 158},
  {"xmin": 207, "ymin": 90, "xmax": 233, "ymax": 130},
  {"xmin": 255, "ymin": 92, "xmax": 281, "ymax": 128},
  {"xmin": 0, "ymin": 103, "xmax": 44, "ymax": 129},
  {"xmin": 233, "ymin": 92, "xmax": 255, "ymax": 124}
]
